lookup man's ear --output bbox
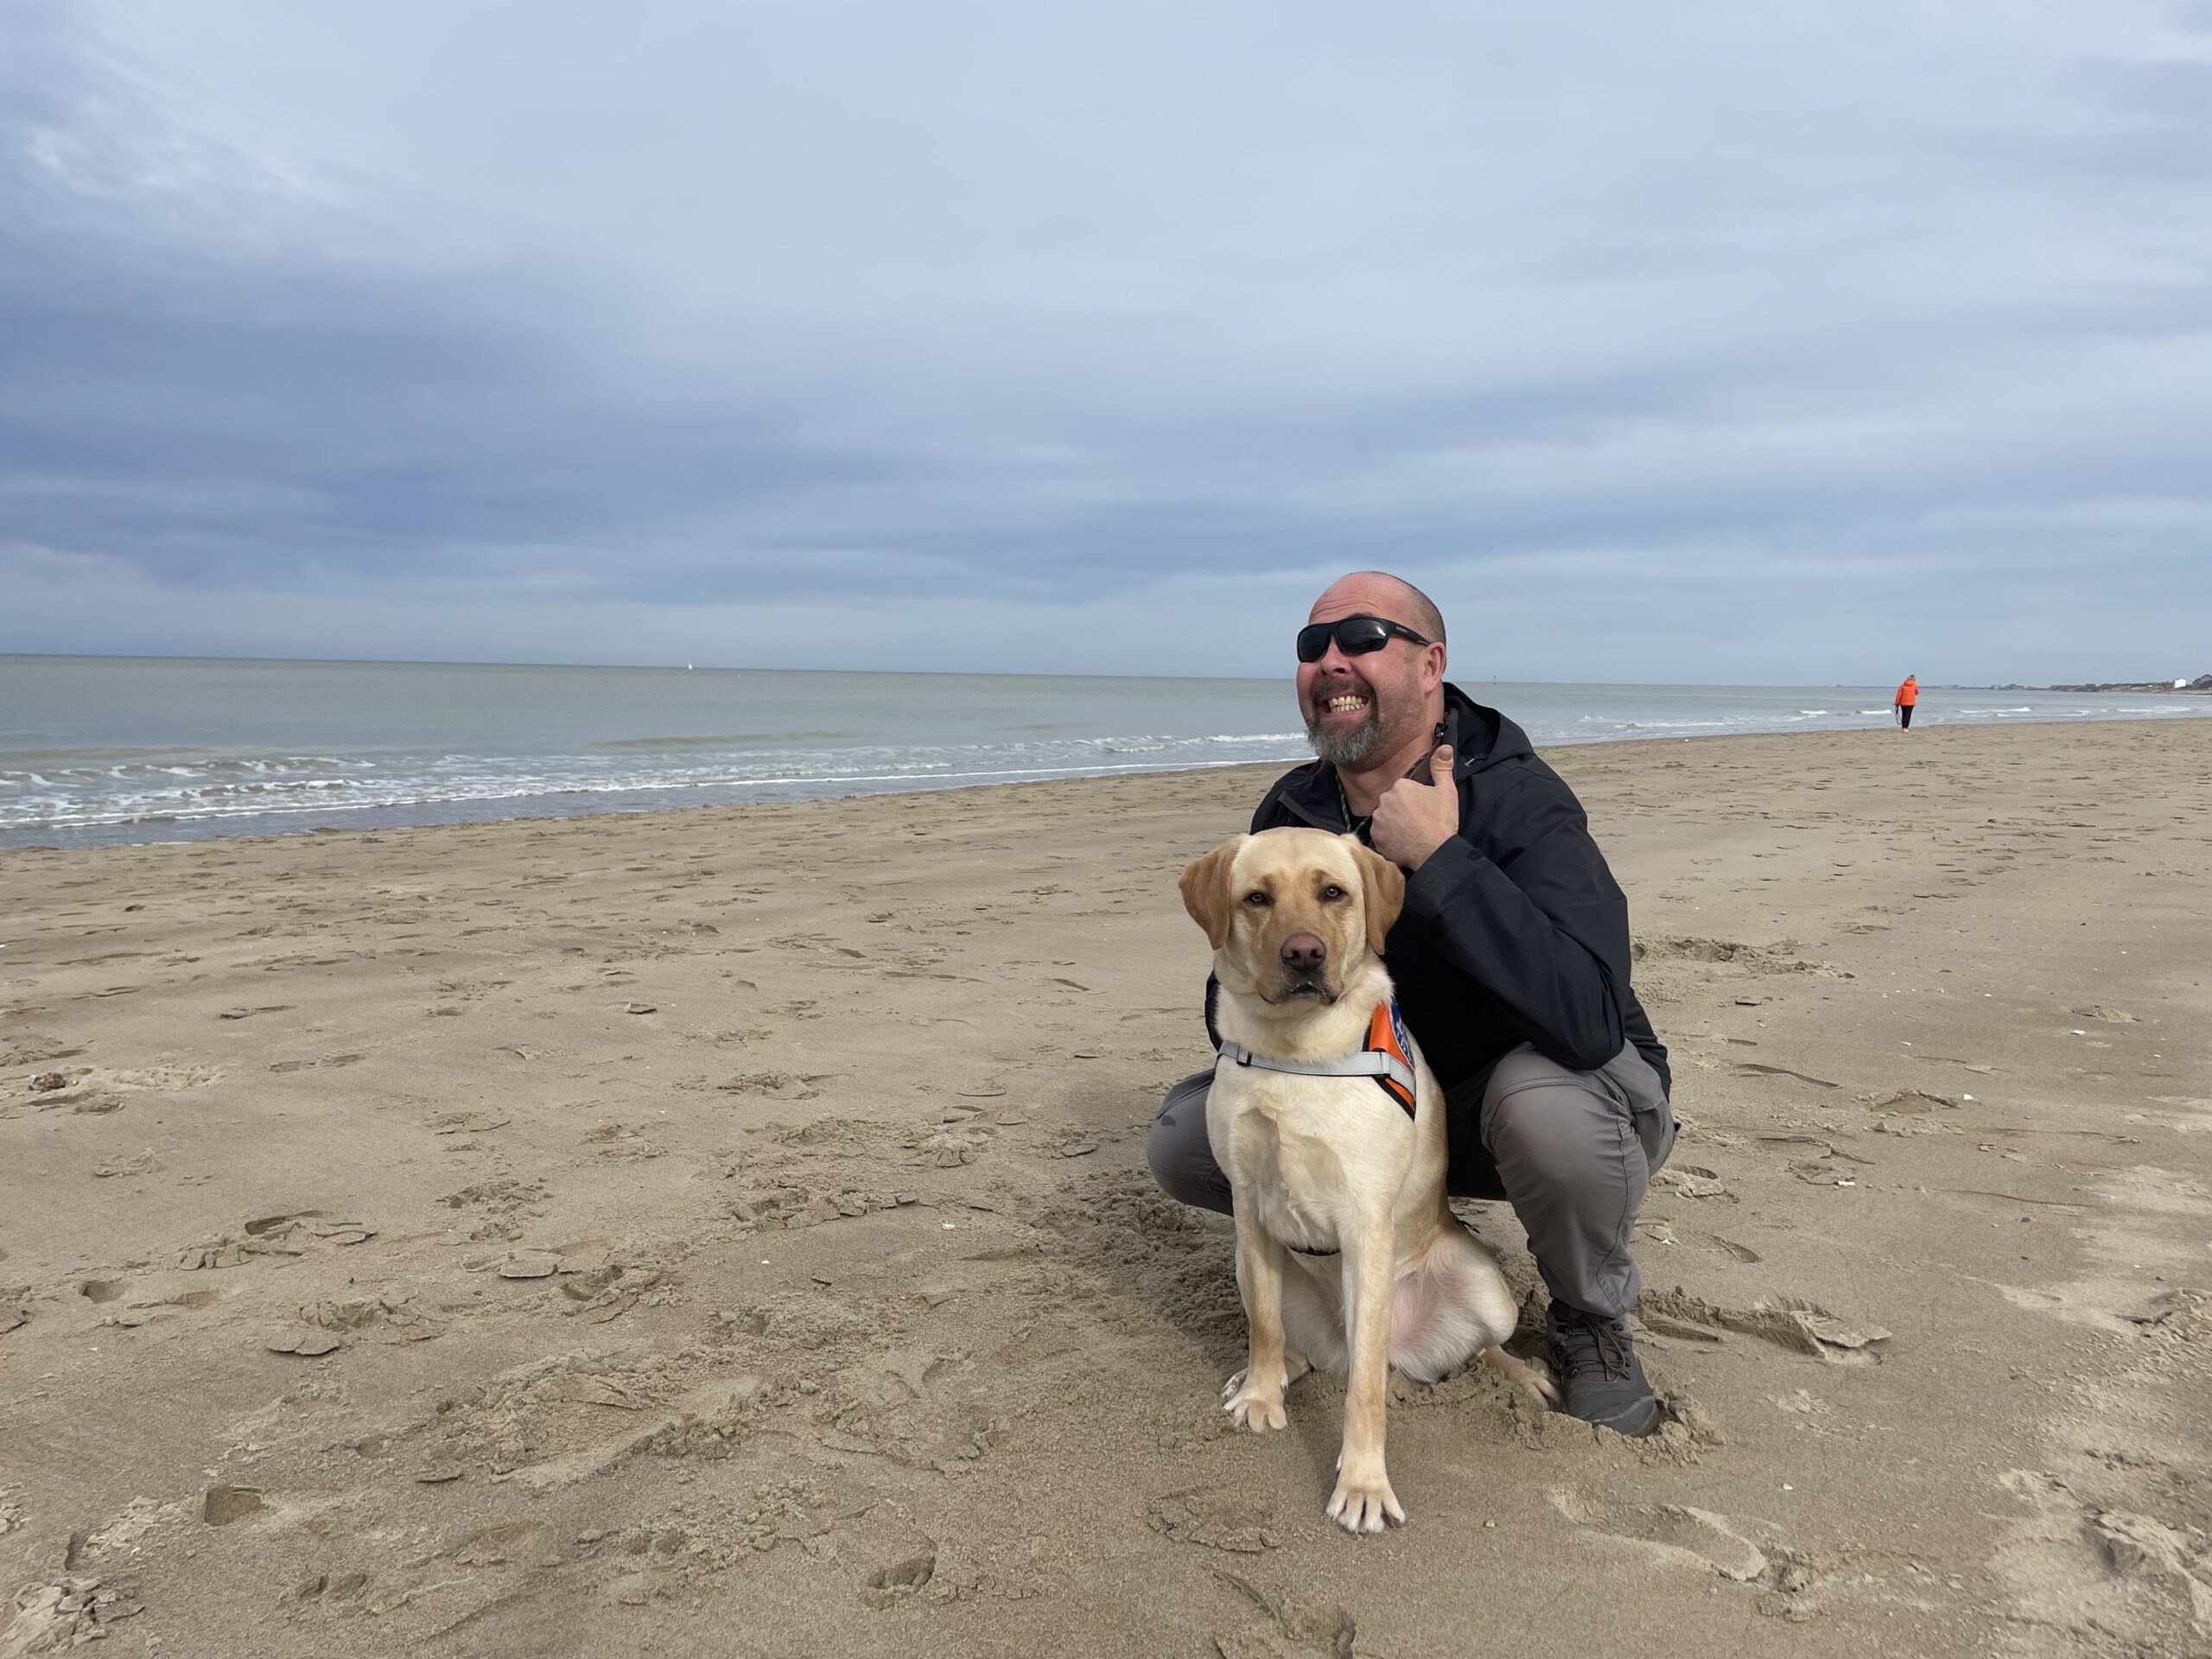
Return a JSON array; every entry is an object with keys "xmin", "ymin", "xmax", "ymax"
[
  {"xmin": 1420, "ymin": 639, "xmax": 1447, "ymax": 694},
  {"xmin": 1179, "ymin": 837, "xmax": 1246, "ymax": 950},
  {"xmin": 1349, "ymin": 839, "xmax": 1406, "ymax": 958}
]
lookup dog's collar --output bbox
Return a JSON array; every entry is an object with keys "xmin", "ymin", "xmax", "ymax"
[{"xmin": 1215, "ymin": 1001, "xmax": 1417, "ymax": 1118}]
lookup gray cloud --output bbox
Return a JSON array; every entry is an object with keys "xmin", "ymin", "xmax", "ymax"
[{"xmin": 3, "ymin": 0, "xmax": 2209, "ymax": 683}]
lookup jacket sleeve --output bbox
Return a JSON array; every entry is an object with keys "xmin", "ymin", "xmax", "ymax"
[{"xmin": 1399, "ymin": 775, "xmax": 1630, "ymax": 1071}]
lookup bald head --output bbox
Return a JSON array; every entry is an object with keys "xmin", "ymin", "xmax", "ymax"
[
  {"xmin": 1297, "ymin": 570, "xmax": 1451, "ymax": 772},
  {"xmin": 1309, "ymin": 571, "xmax": 1446, "ymax": 647}
]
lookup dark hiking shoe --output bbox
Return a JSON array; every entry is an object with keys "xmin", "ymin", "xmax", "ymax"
[{"xmin": 1547, "ymin": 1302, "xmax": 1662, "ymax": 1437}]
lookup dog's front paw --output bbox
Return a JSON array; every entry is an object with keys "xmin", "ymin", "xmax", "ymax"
[
  {"xmin": 1325, "ymin": 1470, "xmax": 1406, "ymax": 1535},
  {"xmin": 1221, "ymin": 1370, "xmax": 1289, "ymax": 1432}
]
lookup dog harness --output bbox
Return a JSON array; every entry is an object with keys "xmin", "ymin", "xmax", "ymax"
[
  {"xmin": 1217, "ymin": 1002, "xmax": 1419, "ymax": 1259},
  {"xmin": 1215, "ymin": 1001, "xmax": 1418, "ymax": 1119}
]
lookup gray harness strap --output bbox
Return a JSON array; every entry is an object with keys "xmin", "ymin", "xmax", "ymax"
[
  {"xmin": 1213, "ymin": 1039, "xmax": 1417, "ymax": 1108},
  {"xmin": 1214, "ymin": 1025, "xmax": 1421, "ymax": 1259}
]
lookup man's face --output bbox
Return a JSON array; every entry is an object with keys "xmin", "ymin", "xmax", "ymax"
[{"xmin": 1296, "ymin": 585, "xmax": 1433, "ymax": 767}]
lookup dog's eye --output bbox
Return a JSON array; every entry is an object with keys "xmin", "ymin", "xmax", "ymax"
[
  {"xmin": 1243, "ymin": 890, "xmax": 1271, "ymax": 907},
  {"xmin": 1319, "ymin": 884, "xmax": 1345, "ymax": 901}
]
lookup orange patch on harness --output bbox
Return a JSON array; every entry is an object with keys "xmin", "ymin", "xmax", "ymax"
[{"xmin": 1369, "ymin": 1001, "xmax": 1416, "ymax": 1116}]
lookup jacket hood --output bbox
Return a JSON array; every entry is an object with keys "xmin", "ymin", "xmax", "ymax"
[{"xmin": 1443, "ymin": 683, "xmax": 1532, "ymax": 778}]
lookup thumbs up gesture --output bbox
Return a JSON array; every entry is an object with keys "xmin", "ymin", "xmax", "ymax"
[{"xmin": 1369, "ymin": 745, "xmax": 1459, "ymax": 872}]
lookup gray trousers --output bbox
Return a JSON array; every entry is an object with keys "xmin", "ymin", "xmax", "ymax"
[{"xmin": 1145, "ymin": 1042, "xmax": 1675, "ymax": 1320}]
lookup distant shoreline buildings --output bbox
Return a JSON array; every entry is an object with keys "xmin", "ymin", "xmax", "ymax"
[{"xmin": 2005, "ymin": 673, "xmax": 2212, "ymax": 694}]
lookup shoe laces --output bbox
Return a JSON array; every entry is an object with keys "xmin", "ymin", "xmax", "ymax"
[{"xmin": 1551, "ymin": 1309, "xmax": 1632, "ymax": 1382}]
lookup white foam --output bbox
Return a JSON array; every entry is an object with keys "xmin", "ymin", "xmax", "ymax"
[{"xmin": 8, "ymin": 683, "xmax": 2210, "ymax": 849}]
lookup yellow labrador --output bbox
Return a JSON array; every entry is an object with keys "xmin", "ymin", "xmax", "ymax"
[{"xmin": 1180, "ymin": 827, "xmax": 1554, "ymax": 1533}]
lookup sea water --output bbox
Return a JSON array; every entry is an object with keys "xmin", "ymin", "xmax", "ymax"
[{"xmin": 3, "ymin": 655, "xmax": 2203, "ymax": 849}]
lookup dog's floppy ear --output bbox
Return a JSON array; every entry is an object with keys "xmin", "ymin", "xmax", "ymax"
[
  {"xmin": 1179, "ymin": 836, "xmax": 1246, "ymax": 950},
  {"xmin": 1349, "ymin": 839, "xmax": 1406, "ymax": 959}
]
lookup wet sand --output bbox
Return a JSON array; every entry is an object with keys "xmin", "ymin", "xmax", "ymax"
[{"xmin": 3, "ymin": 718, "xmax": 2209, "ymax": 1657}]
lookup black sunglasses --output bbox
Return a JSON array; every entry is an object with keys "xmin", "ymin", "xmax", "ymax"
[{"xmin": 1295, "ymin": 614, "xmax": 1433, "ymax": 664}]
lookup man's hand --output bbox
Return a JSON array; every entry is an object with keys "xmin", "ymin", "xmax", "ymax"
[{"xmin": 1369, "ymin": 745, "xmax": 1459, "ymax": 872}]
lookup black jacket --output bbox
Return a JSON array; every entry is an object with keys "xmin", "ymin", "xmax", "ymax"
[{"xmin": 1222, "ymin": 684, "xmax": 1669, "ymax": 1097}]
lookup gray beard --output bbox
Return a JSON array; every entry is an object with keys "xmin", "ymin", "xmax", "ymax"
[{"xmin": 1306, "ymin": 707, "xmax": 1385, "ymax": 767}]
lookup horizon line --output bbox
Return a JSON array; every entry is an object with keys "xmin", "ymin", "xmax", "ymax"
[{"xmin": 0, "ymin": 649, "xmax": 2099, "ymax": 692}]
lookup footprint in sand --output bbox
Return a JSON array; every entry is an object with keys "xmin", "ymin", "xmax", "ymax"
[
  {"xmin": 394, "ymin": 1349, "xmax": 783, "ymax": 1489},
  {"xmin": 861, "ymin": 1546, "xmax": 938, "ymax": 1608},
  {"xmin": 1865, "ymin": 1089, "xmax": 1955, "ymax": 1115},
  {"xmin": 1146, "ymin": 1487, "xmax": 1279, "ymax": 1554},
  {"xmin": 489, "ymin": 1242, "xmax": 670, "ymax": 1324},
  {"xmin": 283, "ymin": 1570, "xmax": 375, "ymax": 1611},
  {"xmin": 0, "ymin": 1033, "xmax": 83, "ymax": 1068},
  {"xmin": 1548, "ymin": 1489, "xmax": 1773, "ymax": 1581},
  {"xmin": 429, "ymin": 1109, "xmax": 512, "ymax": 1137},
  {"xmin": 1733, "ymin": 1062, "xmax": 1842, "ymax": 1090},
  {"xmin": 92, "ymin": 1150, "xmax": 163, "ymax": 1179},
  {"xmin": 22, "ymin": 1064, "xmax": 220, "ymax": 1117},
  {"xmin": 718, "ymin": 1115, "xmax": 969, "ymax": 1232},
  {"xmin": 1993, "ymin": 1470, "xmax": 2212, "ymax": 1654},
  {"xmin": 0, "ymin": 1579, "xmax": 143, "ymax": 1649},
  {"xmin": 268, "ymin": 1052, "xmax": 363, "ymax": 1073},
  {"xmin": 202, "ymin": 1484, "xmax": 264, "ymax": 1525},
  {"xmin": 1652, "ymin": 1165, "xmax": 1734, "ymax": 1202},
  {"xmin": 1637, "ymin": 1287, "xmax": 1891, "ymax": 1364},
  {"xmin": 1701, "ymin": 1234, "xmax": 1762, "ymax": 1262},
  {"xmin": 175, "ymin": 1212, "xmax": 376, "ymax": 1270},
  {"xmin": 267, "ymin": 1297, "xmax": 448, "ymax": 1356},
  {"xmin": 440, "ymin": 1520, "xmax": 559, "ymax": 1568},
  {"xmin": 1209, "ymin": 1573, "xmax": 1357, "ymax": 1659},
  {"xmin": 439, "ymin": 1179, "xmax": 549, "ymax": 1241},
  {"xmin": 715, "ymin": 1071, "xmax": 825, "ymax": 1101}
]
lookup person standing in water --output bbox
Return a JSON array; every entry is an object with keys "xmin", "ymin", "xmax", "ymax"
[{"xmin": 1895, "ymin": 675, "xmax": 1920, "ymax": 729}]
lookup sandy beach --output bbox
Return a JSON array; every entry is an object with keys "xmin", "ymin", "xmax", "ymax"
[{"xmin": 4, "ymin": 717, "xmax": 2209, "ymax": 1658}]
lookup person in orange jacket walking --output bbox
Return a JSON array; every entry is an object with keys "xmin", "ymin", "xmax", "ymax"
[{"xmin": 1895, "ymin": 675, "xmax": 1920, "ymax": 729}]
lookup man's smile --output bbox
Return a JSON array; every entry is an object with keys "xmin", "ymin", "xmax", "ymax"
[{"xmin": 1313, "ymin": 677, "xmax": 1375, "ymax": 719}]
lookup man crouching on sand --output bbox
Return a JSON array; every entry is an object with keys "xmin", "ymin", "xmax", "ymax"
[{"xmin": 1147, "ymin": 570, "xmax": 1679, "ymax": 1434}]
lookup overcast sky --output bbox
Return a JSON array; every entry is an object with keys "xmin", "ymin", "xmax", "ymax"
[{"xmin": 3, "ymin": 1, "xmax": 2209, "ymax": 683}]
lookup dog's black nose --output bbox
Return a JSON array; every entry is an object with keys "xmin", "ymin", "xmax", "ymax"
[{"xmin": 1280, "ymin": 933, "xmax": 1327, "ymax": 970}]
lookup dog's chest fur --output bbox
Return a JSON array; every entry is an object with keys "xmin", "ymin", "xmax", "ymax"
[{"xmin": 1207, "ymin": 1066, "xmax": 1420, "ymax": 1257}]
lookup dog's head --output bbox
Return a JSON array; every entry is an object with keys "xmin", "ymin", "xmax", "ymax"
[{"xmin": 1179, "ymin": 828, "xmax": 1405, "ymax": 1005}]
